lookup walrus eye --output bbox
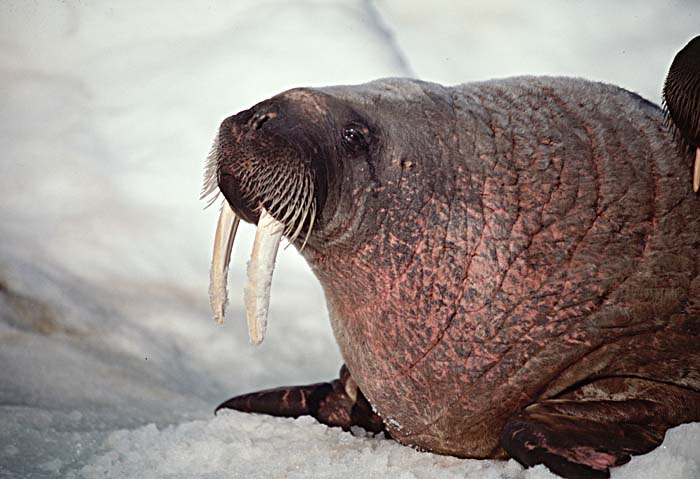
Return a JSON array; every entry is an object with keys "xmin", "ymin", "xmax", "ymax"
[{"xmin": 341, "ymin": 124, "xmax": 369, "ymax": 152}]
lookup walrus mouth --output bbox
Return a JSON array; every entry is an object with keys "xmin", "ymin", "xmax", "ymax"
[{"xmin": 201, "ymin": 137, "xmax": 316, "ymax": 345}]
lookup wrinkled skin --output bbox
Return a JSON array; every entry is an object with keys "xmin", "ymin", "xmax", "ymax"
[{"xmin": 212, "ymin": 77, "xmax": 700, "ymax": 479}]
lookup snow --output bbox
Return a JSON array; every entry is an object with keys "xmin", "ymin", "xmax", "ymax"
[{"xmin": 0, "ymin": 1, "xmax": 698, "ymax": 478}]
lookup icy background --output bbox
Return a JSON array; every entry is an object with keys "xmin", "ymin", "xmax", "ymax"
[{"xmin": 0, "ymin": 1, "xmax": 698, "ymax": 478}]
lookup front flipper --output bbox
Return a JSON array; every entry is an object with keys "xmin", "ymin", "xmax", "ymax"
[
  {"xmin": 501, "ymin": 400, "xmax": 665, "ymax": 479},
  {"xmin": 501, "ymin": 379, "xmax": 700, "ymax": 479},
  {"xmin": 216, "ymin": 364, "xmax": 386, "ymax": 434}
]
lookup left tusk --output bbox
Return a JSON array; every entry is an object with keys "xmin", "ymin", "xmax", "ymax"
[
  {"xmin": 244, "ymin": 208, "xmax": 284, "ymax": 345},
  {"xmin": 209, "ymin": 202, "xmax": 240, "ymax": 324}
]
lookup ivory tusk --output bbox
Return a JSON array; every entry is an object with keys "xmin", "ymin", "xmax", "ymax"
[
  {"xmin": 209, "ymin": 202, "xmax": 240, "ymax": 324},
  {"xmin": 244, "ymin": 208, "xmax": 284, "ymax": 345}
]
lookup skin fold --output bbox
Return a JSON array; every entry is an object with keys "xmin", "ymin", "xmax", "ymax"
[{"xmin": 210, "ymin": 76, "xmax": 700, "ymax": 479}]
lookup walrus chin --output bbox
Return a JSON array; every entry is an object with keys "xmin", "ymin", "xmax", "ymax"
[{"xmin": 201, "ymin": 111, "xmax": 319, "ymax": 344}]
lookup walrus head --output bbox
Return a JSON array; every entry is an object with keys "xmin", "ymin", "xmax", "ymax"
[
  {"xmin": 202, "ymin": 85, "xmax": 394, "ymax": 343},
  {"xmin": 662, "ymin": 35, "xmax": 700, "ymax": 192}
]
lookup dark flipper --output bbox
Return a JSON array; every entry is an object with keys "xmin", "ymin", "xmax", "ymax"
[
  {"xmin": 216, "ymin": 364, "xmax": 386, "ymax": 435},
  {"xmin": 501, "ymin": 378, "xmax": 700, "ymax": 479}
]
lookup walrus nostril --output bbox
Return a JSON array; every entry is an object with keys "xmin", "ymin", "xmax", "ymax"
[{"xmin": 250, "ymin": 111, "xmax": 277, "ymax": 130}]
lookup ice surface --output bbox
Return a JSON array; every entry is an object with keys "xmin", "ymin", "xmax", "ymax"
[
  {"xmin": 1, "ymin": 1, "xmax": 698, "ymax": 478},
  {"xmin": 61, "ymin": 416, "xmax": 700, "ymax": 479}
]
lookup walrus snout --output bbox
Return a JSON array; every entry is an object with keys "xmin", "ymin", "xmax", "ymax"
[
  {"xmin": 202, "ymin": 89, "xmax": 341, "ymax": 343},
  {"xmin": 211, "ymin": 94, "xmax": 332, "ymax": 235}
]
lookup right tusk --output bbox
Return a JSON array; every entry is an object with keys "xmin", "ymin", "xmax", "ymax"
[
  {"xmin": 209, "ymin": 201, "xmax": 239, "ymax": 324},
  {"xmin": 694, "ymin": 148, "xmax": 699, "ymax": 193},
  {"xmin": 244, "ymin": 208, "xmax": 284, "ymax": 345}
]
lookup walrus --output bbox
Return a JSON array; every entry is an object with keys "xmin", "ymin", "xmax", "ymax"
[{"xmin": 202, "ymin": 68, "xmax": 700, "ymax": 477}]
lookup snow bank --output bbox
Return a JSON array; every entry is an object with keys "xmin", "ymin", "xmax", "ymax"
[
  {"xmin": 69, "ymin": 414, "xmax": 700, "ymax": 479},
  {"xmin": 1, "ymin": 1, "xmax": 698, "ymax": 478}
]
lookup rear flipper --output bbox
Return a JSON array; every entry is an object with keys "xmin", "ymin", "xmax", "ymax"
[
  {"xmin": 216, "ymin": 364, "xmax": 386, "ymax": 435},
  {"xmin": 501, "ymin": 378, "xmax": 700, "ymax": 479}
]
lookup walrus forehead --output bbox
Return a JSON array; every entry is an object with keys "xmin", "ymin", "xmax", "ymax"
[
  {"xmin": 273, "ymin": 88, "xmax": 331, "ymax": 116},
  {"xmin": 317, "ymin": 77, "xmax": 445, "ymax": 107}
]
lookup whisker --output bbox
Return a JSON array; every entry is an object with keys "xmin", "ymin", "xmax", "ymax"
[
  {"xmin": 207, "ymin": 151, "xmax": 316, "ymax": 248},
  {"xmin": 201, "ymin": 132, "xmax": 222, "ymax": 207}
]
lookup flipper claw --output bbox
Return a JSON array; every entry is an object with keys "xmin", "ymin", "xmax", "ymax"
[{"xmin": 216, "ymin": 365, "xmax": 386, "ymax": 435}]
